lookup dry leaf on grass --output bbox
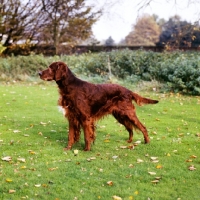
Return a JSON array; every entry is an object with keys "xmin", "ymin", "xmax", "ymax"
[
  {"xmin": 156, "ymin": 165, "xmax": 163, "ymax": 169},
  {"xmin": 190, "ymin": 155, "xmax": 197, "ymax": 158},
  {"xmin": 2, "ymin": 156, "xmax": 12, "ymax": 162},
  {"xmin": 151, "ymin": 180, "xmax": 159, "ymax": 184},
  {"xmin": 148, "ymin": 172, "xmax": 156, "ymax": 175},
  {"xmin": 137, "ymin": 159, "xmax": 144, "ymax": 163},
  {"xmin": 120, "ymin": 146, "xmax": 127, "ymax": 149},
  {"xmin": 17, "ymin": 158, "xmax": 26, "ymax": 163},
  {"xmin": 188, "ymin": 165, "xmax": 196, "ymax": 171},
  {"xmin": 9, "ymin": 189, "xmax": 16, "ymax": 194},
  {"xmin": 112, "ymin": 195, "xmax": 122, "ymax": 200},
  {"xmin": 34, "ymin": 184, "xmax": 41, "ymax": 187},
  {"xmin": 6, "ymin": 178, "xmax": 13, "ymax": 183},
  {"xmin": 40, "ymin": 122, "xmax": 47, "ymax": 125},
  {"xmin": 74, "ymin": 150, "xmax": 78, "ymax": 156},
  {"xmin": 129, "ymin": 164, "xmax": 134, "ymax": 168},
  {"xmin": 150, "ymin": 157, "xmax": 158, "ymax": 161},
  {"xmin": 23, "ymin": 134, "xmax": 29, "ymax": 137},
  {"xmin": 107, "ymin": 181, "xmax": 113, "ymax": 186},
  {"xmin": 48, "ymin": 167, "xmax": 58, "ymax": 171},
  {"xmin": 112, "ymin": 156, "xmax": 118, "ymax": 160},
  {"xmin": 13, "ymin": 130, "xmax": 21, "ymax": 133}
]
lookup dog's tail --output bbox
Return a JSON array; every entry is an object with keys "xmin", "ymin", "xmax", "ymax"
[{"xmin": 131, "ymin": 92, "xmax": 159, "ymax": 106}]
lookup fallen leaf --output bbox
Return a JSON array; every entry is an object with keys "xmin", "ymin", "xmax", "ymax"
[
  {"xmin": 190, "ymin": 155, "xmax": 197, "ymax": 158},
  {"xmin": 134, "ymin": 190, "xmax": 139, "ymax": 195},
  {"xmin": 112, "ymin": 195, "xmax": 122, "ymax": 200},
  {"xmin": 13, "ymin": 130, "xmax": 20, "ymax": 133},
  {"xmin": 137, "ymin": 159, "xmax": 144, "ymax": 163},
  {"xmin": 28, "ymin": 150, "xmax": 36, "ymax": 155},
  {"xmin": 196, "ymin": 133, "xmax": 200, "ymax": 137},
  {"xmin": 150, "ymin": 157, "xmax": 158, "ymax": 160},
  {"xmin": 42, "ymin": 184, "xmax": 48, "ymax": 187},
  {"xmin": 104, "ymin": 139, "xmax": 110, "ymax": 143},
  {"xmin": 125, "ymin": 174, "xmax": 132, "ymax": 178},
  {"xmin": 120, "ymin": 146, "xmax": 127, "ymax": 149},
  {"xmin": 34, "ymin": 184, "xmax": 41, "ymax": 187},
  {"xmin": 134, "ymin": 141, "xmax": 141, "ymax": 144},
  {"xmin": 74, "ymin": 150, "xmax": 78, "ymax": 155},
  {"xmin": 151, "ymin": 160, "xmax": 159, "ymax": 163},
  {"xmin": 148, "ymin": 172, "xmax": 156, "ymax": 175},
  {"xmin": 107, "ymin": 181, "xmax": 113, "ymax": 186},
  {"xmin": 129, "ymin": 164, "xmax": 134, "ymax": 168},
  {"xmin": 2, "ymin": 156, "xmax": 12, "ymax": 162},
  {"xmin": 48, "ymin": 167, "xmax": 58, "ymax": 171},
  {"xmin": 186, "ymin": 159, "xmax": 193, "ymax": 162},
  {"xmin": 156, "ymin": 165, "xmax": 163, "ymax": 169},
  {"xmin": 37, "ymin": 132, "xmax": 43, "ymax": 136},
  {"xmin": 81, "ymin": 168, "xmax": 87, "ymax": 171},
  {"xmin": 23, "ymin": 134, "xmax": 29, "ymax": 137},
  {"xmin": 9, "ymin": 189, "xmax": 16, "ymax": 194},
  {"xmin": 151, "ymin": 180, "xmax": 159, "ymax": 184},
  {"xmin": 17, "ymin": 158, "xmax": 26, "ymax": 163},
  {"xmin": 155, "ymin": 177, "xmax": 161, "ymax": 180},
  {"xmin": 40, "ymin": 122, "xmax": 47, "ymax": 125},
  {"xmin": 6, "ymin": 178, "xmax": 13, "ymax": 183},
  {"xmin": 188, "ymin": 165, "xmax": 196, "ymax": 171},
  {"xmin": 128, "ymin": 145, "xmax": 134, "ymax": 150}
]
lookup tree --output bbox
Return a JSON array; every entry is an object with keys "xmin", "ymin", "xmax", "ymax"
[
  {"xmin": 125, "ymin": 14, "xmax": 160, "ymax": 46},
  {"xmin": 40, "ymin": 0, "xmax": 101, "ymax": 54},
  {"xmin": 192, "ymin": 22, "xmax": 200, "ymax": 47},
  {"xmin": 157, "ymin": 15, "xmax": 200, "ymax": 48},
  {"xmin": 105, "ymin": 36, "xmax": 115, "ymax": 46},
  {"xmin": 0, "ymin": 0, "xmax": 42, "ymax": 46},
  {"xmin": 0, "ymin": 0, "xmax": 101, "ymax": 55}
]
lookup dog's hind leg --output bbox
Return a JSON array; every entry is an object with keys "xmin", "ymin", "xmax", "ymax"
[
  {"xmin": 113, "ymin": 103, "xmax": 150, "ymax": 144},
  {"xmin": 113, "ymin": 112, "xmax": 134, "ymax": 143},
  {"xmin": 127, "ymin": 112, "xmax": 150, "ymax": 144}
]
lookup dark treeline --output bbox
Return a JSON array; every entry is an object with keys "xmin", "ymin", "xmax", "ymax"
[{"xmin": 1, "ymin": 0, "xmax": 200, "ymax": 56}]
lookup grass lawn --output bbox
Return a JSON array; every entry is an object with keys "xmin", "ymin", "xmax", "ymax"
[{"xmin": 0, "ymin": 82, "xmax": 200, "ymax": 200}]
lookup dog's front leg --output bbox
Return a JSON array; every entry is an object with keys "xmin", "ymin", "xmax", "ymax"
[{"xmin": 64, "ymin": 121, "xmax": 75, "ymax": 150}]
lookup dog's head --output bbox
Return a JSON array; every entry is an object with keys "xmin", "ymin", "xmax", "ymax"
[{"xmin": 39, "ymin": 62, "xmax": 67, "ymax": 81}]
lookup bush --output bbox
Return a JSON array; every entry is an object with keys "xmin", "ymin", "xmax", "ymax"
[{"xmin": 0, "ymin": 50, "xmax": 199, "ymax": 95}]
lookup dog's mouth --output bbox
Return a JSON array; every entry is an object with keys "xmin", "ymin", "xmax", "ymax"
[
  {"xmin": 39, "ymin": 73, "xmax": 53, "ymax": 81},
  {"xmin": 43, "ymin": 77, "xmax": 54, "ymax": 81}
]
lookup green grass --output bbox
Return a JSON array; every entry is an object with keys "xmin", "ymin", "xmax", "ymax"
[{"xmin": 0, "ymin": 82, "xmax": 200, "ymax": 200}]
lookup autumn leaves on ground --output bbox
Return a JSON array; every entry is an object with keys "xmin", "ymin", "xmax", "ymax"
[{"xmin": 0, "ymin": 83, "xmax": 200, "ymax": 200}]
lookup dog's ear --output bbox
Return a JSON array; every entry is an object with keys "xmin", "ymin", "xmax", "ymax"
[{"xmin": 55, "ymin": 62, "xmax": 67, "ymax": 81}]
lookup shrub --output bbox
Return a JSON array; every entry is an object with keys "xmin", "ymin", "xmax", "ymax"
[{"xmin": 0, "ymin": 50, "xmax": 199, "ymax": 95}]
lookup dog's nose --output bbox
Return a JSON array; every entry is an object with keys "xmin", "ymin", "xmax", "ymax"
[{"xmin": 38, "ymin": 71, "xmax": 42, "ymax": 76}]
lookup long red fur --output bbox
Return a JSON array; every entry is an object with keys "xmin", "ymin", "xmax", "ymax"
[{"xmin": 39, "ymin": 61, "xmax": 158, "ymax": 151}]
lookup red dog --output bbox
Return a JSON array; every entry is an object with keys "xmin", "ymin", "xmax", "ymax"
[{"xmin": 39, "ymin": 61, "xmax": 158, "ymax": 151}]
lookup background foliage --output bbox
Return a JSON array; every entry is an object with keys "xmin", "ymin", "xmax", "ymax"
[{"xmin": 0, "ymin": 49, "xmax": 199, "ymax": 95}]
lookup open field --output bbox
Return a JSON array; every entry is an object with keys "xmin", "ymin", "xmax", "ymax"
[{"xmin": 0, "ymin": 82, "xmax": 200, "ymax": 200}]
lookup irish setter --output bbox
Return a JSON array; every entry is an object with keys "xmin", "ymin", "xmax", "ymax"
[{"xmin": 39, "ymin": 61, "xmax": 158, "ymax": 151}]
